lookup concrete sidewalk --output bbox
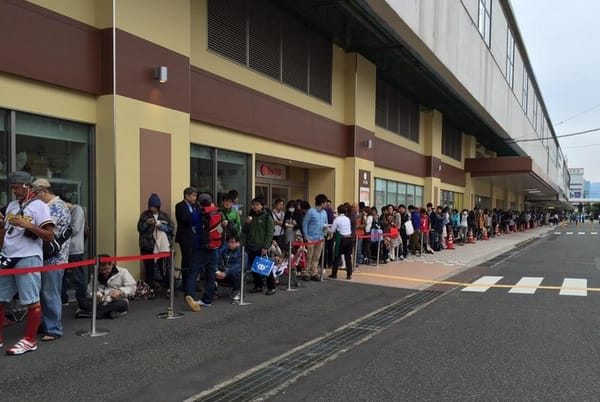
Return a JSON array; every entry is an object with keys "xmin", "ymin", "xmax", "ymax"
[{"xmin": 346, "ymin": 225, "xmax": 557, "ymax": 290}]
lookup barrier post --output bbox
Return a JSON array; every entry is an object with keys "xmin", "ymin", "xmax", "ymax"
[
  {"xmin": 76, "ymin": 256, "xmax": 109, "ymax": 337},
  {"xmin": 320, "ymin": 239, "xmax": 325, "ymax": 281},
  {"xmin": 286, "ymin": 241, "xmax": 297, "ymax": 291},
  {"xmin": 420, "ymin": 232, "xmax": 424, "ymax": 257},
  {"xmin": 157, "ymin": 251, "xmax": 184, "ymax": 319},
  {"xmin": 376, "ymin": 234, "xmax": 381, "ymax": 267},
  {"xmin": 236, "ymin": 246, "xmax": 251, "ymax": 306}
]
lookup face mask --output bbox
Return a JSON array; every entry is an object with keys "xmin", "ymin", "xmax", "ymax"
[{"xmin": 288, "ymin": 208, "xmax": 295, "ymax": 212}]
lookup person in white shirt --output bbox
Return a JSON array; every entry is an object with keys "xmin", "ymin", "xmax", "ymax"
[{"xmin": 328, "ymin": 204, "xmax": 354, "ymax": 280}]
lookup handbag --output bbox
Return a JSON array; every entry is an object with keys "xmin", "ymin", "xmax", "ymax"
[
  {"xmin": 251, "ymin": 255, "xmax": 274, "ymax": 277},
  {"xmin": 404, "ymin": 220, "xmax": 415, "ymax": 236}
]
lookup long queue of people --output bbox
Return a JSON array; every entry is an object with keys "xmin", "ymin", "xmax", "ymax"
[{"xmin": 0, "ymin": 170, "xmax": 560, "ymax": 356}]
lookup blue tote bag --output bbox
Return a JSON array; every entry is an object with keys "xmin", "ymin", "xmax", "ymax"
[{"xmin": 251, "ymin": 256, "xmax": 274, "ymax": 276}]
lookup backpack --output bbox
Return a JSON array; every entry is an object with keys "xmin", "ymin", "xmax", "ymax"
[{"xmin": 201, "ymin": 206, "xmax": 223, "ymax": 250}]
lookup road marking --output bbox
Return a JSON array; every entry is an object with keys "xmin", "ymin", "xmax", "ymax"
[
  {"xmin": 461, "ymin": 276, "xmax": 503, "ymax": 292},
  {"xmin": 592, "ymin": 232, "xmax": 598, "ymax": 235},
  {"xmin": 508, "ymin": 277, "xmax": 544, "ymax": 294},
  {"xmin": 553, "ymin": 232, "xmax": 562, "ymax": 235},
  {"xmin": 566, "ymin": 232, "xmax": 573, "ymax": 235},
  {"xmin": 559, "ymin": 278, "xmax": 587, "ymax": 296},
  {"xmin": 578, "ymin": 232, "xmax": 586, "ymax": 235}
]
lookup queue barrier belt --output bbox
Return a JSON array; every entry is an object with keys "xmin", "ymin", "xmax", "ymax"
[{"xmin": 0, "ymin": 252, "xmax": 171, "ymax": 276}]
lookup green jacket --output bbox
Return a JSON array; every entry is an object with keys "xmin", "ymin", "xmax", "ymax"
[
  {"xmin": 220, "ymin": 206, "xmax": 241, "ymax": 238},
  {"xmin": 241, "ymin": 209, "xmax": 274, "ymax": 250}
]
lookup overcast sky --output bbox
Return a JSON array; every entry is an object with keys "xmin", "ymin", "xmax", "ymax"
[{"xmin": 510, "ymin": 0, "xmax": 600, "ymax": 182}]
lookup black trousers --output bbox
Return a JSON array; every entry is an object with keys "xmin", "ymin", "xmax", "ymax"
[
  {"xmin": 79, "ymin": 298, "xmax": 128, "ymax": 319},
  {"xmin": 248, "ymin": 249, "xmax": 275, "ymax": 290},
  {"xmin": 332, "ymin": 237, "xmax": 353, "ymax": 278}
]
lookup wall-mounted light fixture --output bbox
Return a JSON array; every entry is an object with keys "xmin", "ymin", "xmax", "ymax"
[
  {"xmin": 365, "ymin": 139, "xmax": 373, "ymax": 149},
  {"xmin": 153, "ymin": 66, "xmax": 168, "ymax": 83}
]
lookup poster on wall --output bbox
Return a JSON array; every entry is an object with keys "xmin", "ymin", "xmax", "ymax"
[{"xmin": 359, "ymin": 169, "xmax": 370, "ymax": 206}]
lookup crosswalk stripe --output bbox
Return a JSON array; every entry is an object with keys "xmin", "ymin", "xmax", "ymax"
[
  {"xmin": 578, "ymin": 232, "xmax": 586, "ymax": 235},
  {"xmin": 553, "ymin": 232, "xmax": 562, "ymax": 235},
  {"xmin": 508, "ymin": 277, "xmax": 544, "ymax": 294},
  {"xmin": 592, "ymin": 232, "xmax": 598, "ymax": 235},
  {"xmin": 566, "ymin": 232, "xmax": 573, "ymax": 234},
  {"xmin": 559, "ymin": 278, "xmax": 587, "ymax": 296},
  {"xmin": 461, "ymin": 276, "xmax": 503, "ymax": 292}
]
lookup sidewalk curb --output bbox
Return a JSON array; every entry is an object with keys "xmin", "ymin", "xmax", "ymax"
[{"xmin": 416, "ymin": 226, "xmax": 554, "ymax": 291}]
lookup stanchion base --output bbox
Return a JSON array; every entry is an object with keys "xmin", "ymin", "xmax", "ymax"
[
  {"xmin": 285, "ymin": 288, "xmax": 299, "ymax": 291},
  {"xmin": 76, "ymin": 329, "xmax": 109, "ymax": 337},
  {"xmin": 234, "ymin": 301, "xmax": 252, "ymax": 306},
  {"xmin": 157, "ymin": 312, "xmax": 184, "ymax": 319}
]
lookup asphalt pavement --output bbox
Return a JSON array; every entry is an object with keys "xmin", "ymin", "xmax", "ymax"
[
  {"xmin": 268, "ymin": 222, "xmax": 600, "ymax": 401},
  {"xmin": 1, "ymin": 222, "xmax": 581, "ymax": 401}
]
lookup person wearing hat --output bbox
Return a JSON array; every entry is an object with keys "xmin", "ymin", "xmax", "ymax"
[
  {"xmin": 185, "ymin": 193, "xmax": 222, "ymax": 310},
  {"xmin": 136, "ymin": 193, "xmax": 174, "ymax": 295},
  {"xmin": 32, "ymin": 178, "xmax": 71, "ymax": 342},
  {"xmin": 241, "ymin": 196, "xmax": 276, "ymax": 295},
  {"xmin": 0, "ymin": 171, "xmax": 55, "ymax": 355}
]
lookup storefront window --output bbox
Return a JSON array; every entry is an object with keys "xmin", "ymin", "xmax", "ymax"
[
  {"xmin": 15, "ymin": 112, "xmax": 90, "ymax": 208},
  {"xmin": 376, "ymin": 177, "xmax": 423, "ymax": 208},
  {"xmin": 475, "ymin": 195, "xmax": 490, "ymax": 209},
  {"xmin": 191, "ymin": 144, "xmax": 249, "ymax": 208}
]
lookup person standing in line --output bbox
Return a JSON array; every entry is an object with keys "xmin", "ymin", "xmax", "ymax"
[
  {"xmin": 186, "ymin": 193, "xmax": 221, "ymax": 309},
  {"xmin": 175, "ymin": 187, "xmax": 199, "ymax": 303},
  {"xmin": 323, "ymin": 199, "xmax": 335, "ymax": 269},
  {"xmin": 242, "ymin": 197, "xmax": 276, "ymax": 295},
  {"xmin": 33, "ymin": 179, "xmax": 71, "ymax": 342},
  {"xmin": 137, "ymin": 193, "xmax": 174, "ymax": 295},
  {"xmin": 0, "ymin": 171, "xmax": 55, "ymax": 355},
  {"xmin": 301, "ymin": 194, "xmax": 328, "ymax": 281},
  {"xmin": 61, "ymin": 194, "xmax": 87, "ymax": 309},
  {"xmin": 271, "ymin": 198, "xmax": 285, "ymax": 247},
  {"xmin": 328, "ymin": 204, "xmax": 353, "ymax": 280}
]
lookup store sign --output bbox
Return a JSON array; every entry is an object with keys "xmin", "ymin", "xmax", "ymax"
[
  {"xmin": 256, "ymin": 162, "xmax": 286, "ymax": 180},
  {"xmin": 359, "ymin": 169, "xmax": 370, "ymax": 206}
]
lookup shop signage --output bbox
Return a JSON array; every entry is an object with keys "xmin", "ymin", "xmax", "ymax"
[
  {"xmin": 256, "ymin": 162, "xmax": 286, "ymax": 180},
  {"xmin": 359, "ymin": 169, "xmax": 370, "ymax": 206}
]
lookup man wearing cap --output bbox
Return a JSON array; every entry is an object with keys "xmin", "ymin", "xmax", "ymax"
[
  {"xmin": 33, "ymin": 178, "xmax": 71, "ymax": 342},
  {"xmin": 0, "ymin": 171, "xmax": 55, "ymax": 355},
  {"xmin": 185, "ymin": 193, "xmax": 221, "ymax": 311}
]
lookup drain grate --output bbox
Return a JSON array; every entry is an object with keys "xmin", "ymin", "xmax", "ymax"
[{"xmin": 188, "ymin": 290, "xmax": 442, "ymax": 402}]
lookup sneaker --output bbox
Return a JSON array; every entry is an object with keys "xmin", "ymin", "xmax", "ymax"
[
  {"xmin": 0, "ymin": 340, "xmax": 3, "ymax": 348},
  {"xmin": 6, "ymin": 339, "xmax": 37, "ymax": 355},
  {"xmin": 185, "ymin": 295, "xmax": 201, "ymax": 312},
  {"xmin": 265, "ymin": 289, "xmax": 276, "ymax": 296},
  {"xmin": 75, "ymin": 309, "xmax": 92, "ymax": 319},
  {"xmin": 232, "ymin": 292, "xmax": 241, "ymax": 303},
  {"xmin": 109, "ymin": 310, "xmax": 128, "ymax": 319},
  {"xmin": 197, "ymin": 299, "xmax": 212, "ymax": 307}
]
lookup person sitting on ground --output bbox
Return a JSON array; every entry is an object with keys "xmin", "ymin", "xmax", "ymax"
[
  {"xmin": 215, "ymin": 236, "xmax": 246, "ymax": 303},
  {"xmin": 76, "ymin": 254, "xmax": 136, "ymax": 319}
]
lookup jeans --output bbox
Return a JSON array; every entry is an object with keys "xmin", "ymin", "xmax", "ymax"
[
  {"xmin": 41, "ymin": 268, "xmax": 64, "ymax": 336},
  {"xmin": 61, "ymin": 254, "xmax": 88, "ymax": 305},
  {"xmin": 185, "ymin": 247, "xmax": 202, "ymax": 299},
  {"xmin": 0, "ymin": 255, "xmax": 42, "ymax": 304},
  {"xmin": 355, "ymin": 238, "xmax": 363, "ymax": 264},
  {"xmin": 199, "ymin": 248, "xmax": 217, "ymax": 304}
]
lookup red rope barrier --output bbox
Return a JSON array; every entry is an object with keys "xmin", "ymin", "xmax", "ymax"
[
  {"xmin": 0, "ymin": 258, "xmax": 96, "ymax": 276},
  {"xmin": 292, "ymin": 240, "xmax": 325, "ymax": 247},
  {"xmin": 0, "ymin": 252, "xmax": 171, "ymax": 276}
]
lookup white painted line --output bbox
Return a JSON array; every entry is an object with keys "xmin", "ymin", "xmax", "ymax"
[
  {"xmin": 559, "ymin": 278, "xmax": 587, "ymax": 297},
  {"xmin": 592, "ymin": 232, "xmax": 598, "ymax": 235},
  {"xmin": 578, "ymin": 232, "xmax": 586, "ymax": 235},
  {"xmin": 508, "ymin": 277, "xmax": 544, "ymax": 295},
  {"xmin": 566, "ymin": 232, "xmax": 574, "ymax": 235},
  {"xmin": 553, "ymin": 232, "xmax": 562, "ymax": 235},
  {"xmin": 462, "ymin": 276, "xmax": 503, "ymax": 292}
]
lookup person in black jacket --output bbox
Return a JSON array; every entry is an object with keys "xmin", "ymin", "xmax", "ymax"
[{"xmin": 175, "ymin": 187, "xmax": 198, "ymax": 298}]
